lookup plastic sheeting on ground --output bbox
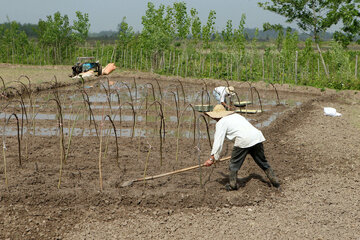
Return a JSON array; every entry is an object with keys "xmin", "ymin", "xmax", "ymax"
[
  {"xmin": 324, "ymin": 107, "xmax": 342, "ymax": 117},
  {"xmin": 72, "ymin": 70, "xmax": 96, "ymax": 79}
]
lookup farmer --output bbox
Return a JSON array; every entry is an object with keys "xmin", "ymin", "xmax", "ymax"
[
  {"xmin": 204, "ymin": 104, "xmax": 280, "ymax": 191},
  {"xmin": 212, "ymin": 86, "xmax": 235, "ymax": 110}
]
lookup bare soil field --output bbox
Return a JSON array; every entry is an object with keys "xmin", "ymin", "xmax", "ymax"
[{"xmin": 0, "ymin": 66, "xmax": 360, "ymax": 239}]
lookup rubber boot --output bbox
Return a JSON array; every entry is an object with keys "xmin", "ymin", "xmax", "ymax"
[
  {"xmin": 225, "ymin": 171, "xmax": 238, "ymax": 191},
  {"xmin": 265, "ymin": 167, "xmax": 280, "ymax": 188}
]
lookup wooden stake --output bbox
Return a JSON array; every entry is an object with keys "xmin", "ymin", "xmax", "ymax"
[
  {"xmin": 295, "ymin": 50, "xmax": 298, "ymax": 85},
  {"xmin": 316, "ymin": 43, "xmax": 329, "ymax": 78},
  {"xmin": 355, "ymin": 55, "xmax": 358, "ymax": 78}
]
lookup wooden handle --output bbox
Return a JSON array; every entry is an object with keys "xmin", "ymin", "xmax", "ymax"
[{"xmin": 133, "ymin": 156, "xmax": 231, "ymax": 183}]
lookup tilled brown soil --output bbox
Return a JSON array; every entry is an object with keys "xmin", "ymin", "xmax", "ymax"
[{"xmin": 0, "ymin": 74, "xmax": 360, "ymax": 239}]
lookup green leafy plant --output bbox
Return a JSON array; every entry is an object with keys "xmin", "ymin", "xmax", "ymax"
[{"xmin": 202, "ymin": 10, "xmax": 216, "ymax": 48}]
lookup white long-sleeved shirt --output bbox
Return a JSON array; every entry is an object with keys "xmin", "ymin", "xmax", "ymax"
[
  {"xmin": 211, "ymin": 113, "xmax": 265, "ymax": 160},
  {"xmin": 214, "ymin": 86, "xmax": 228, "ymax": 103}
]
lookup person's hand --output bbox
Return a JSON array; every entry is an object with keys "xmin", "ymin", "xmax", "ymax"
[
  {"xmin": 204, "ymin": 159, "xmax": 214, "ymax": 167},
  {"xmin": 204, "ymin": 156, "xmax": 216, "ymax": 167},
  {"xmin": 228, "ymin": 106, "xmax": 235, "ymax": 111}
]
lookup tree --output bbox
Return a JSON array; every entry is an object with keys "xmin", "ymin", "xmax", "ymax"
[
  {"xmin": 140, "ymin": 2, "xmax": 175, "ymax": 68},
  {"xmin": 117, "ymin": 17, "xmax": 135, "ymax": 49},
  {"xmin": 72, "ymin": 11, "xmax": 90, "ymax": 44},
  {"xmin": 202, "ymin": 10, "xmax": 216, "ymax": 48},
  {"xmin": 37, "ymin": 12, "xmax": 71, "ymax": 47},
  {"xmin": 0, "ymin": 20, "xmax": 29, "ymax": 62},
  {"xmin": 233, "ymin": 14, "xmax": 247, "ymax": 54},
  {"xmin": 263, "ymin": 23, "xmax": 284, "ymax": 51},
  {"xmin": 258, "ymin": 0, "xmax": 332, "ymax": 42},
  {"xmin": 37, "ymin": 11, "xmax": 90, "ymax": 63},
  {"xmin": 140, "ymin": 2, "xmax": 174, "ymax": 51},
  {"xmin": 258, "ymin": 0, "xmax": 333, "ymax": 77},
  {"xmin": 222, "ymin": 20, "xmax": 233, "ymax": 47},
  {"xmin": 190, "ymin": 8, "xmax": 202, "ymax": 44},
  {"xmin": 173, "ymin": 2, "xmax": 190, "ymax": 40},
  {"xmin": 259, "ymin": 0, "xmax": 360, "ymax": 47},
  {"xmin": 281, "ymin": 27, "xmax": 299, "ymax": 75},
  {"xmin": 326, "ymin": 0, "xmax": 360, "ymax": 47},
  {"xmin": 283, "ymin": 27, "xmax": 299, "ymax": 55}
]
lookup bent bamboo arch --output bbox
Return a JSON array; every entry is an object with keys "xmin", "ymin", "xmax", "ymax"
[{"xmin": 175, "ymin": 103, "xmax": 197, "ymax": 163}]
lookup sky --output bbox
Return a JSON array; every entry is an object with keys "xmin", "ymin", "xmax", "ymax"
[{"xmin": 0, "ymin": 0, "xmax": 299, "ymax": 33}]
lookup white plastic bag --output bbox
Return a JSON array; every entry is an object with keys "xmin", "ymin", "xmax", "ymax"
[{"xmin": 324, "ymin": 107, "xmax": 342, "ymax": 117}]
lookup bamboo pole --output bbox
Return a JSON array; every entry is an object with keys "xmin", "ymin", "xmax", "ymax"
[
  {"xmin": 140, "ymin": 48, "xmax": 143, "ymax": 70},
  {"xmin": 210, "ymin": 54, "xmax": 212, "ymax": 77},
  {"xmin": 168, "ymin": 51, "xmax": 171, "ymax": 73},
  {"xmin": 101, "ymin": 44, "xmax": 104, "ymax": 66},
  {"xmin": 230, "ymin": 53, "xmax": 233, "ymax": 80},
  {"xmin": 177, "ymin": 54, "xmax": 180, "ymax": 76},
  {"xmin": 185, "ymin": 54, "xmax": 188, "ymax": 77},
  {"xmin": 355, "ymin": 55, "xmax": 358, "ymax": 78},
  {"xmin": 130, "ymin": 47, "xmax": 133, "ymax": 68},
  {"xmin": 272, "ymin": 58, "xmax": 274, "ymax": 80},
  {"xmin": 295, "ymin": 50, "xmax": 298, "ymax": 85},
  {"xmin": 163, "ymin": 52, "xmax": 165, "ymax": 71},
  {"xmin": 262, "ymin": 54, "xmax": 265, "ymax": 81},
  {"xmin": 110, "ymin": 45, "xmax": 115, "ymax": 63},
  {"xmin": 316, "ymin": 43, "xmax": 329, "ymax": 78},
  {"xmin": 173, "ymin": 51, "xmax": 176, "ymax": 75}
]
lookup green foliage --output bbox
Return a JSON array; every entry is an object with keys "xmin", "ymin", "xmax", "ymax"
[
  {"xmin": 38, "ymin": 11, "xmax": 89, "ymax": 47},
  {"xmin": 251, "ymin": 28, "xmax": 259, "ymax": 48},
  {"xmin": 72, "ymin": 11, "xmax": 90, "ymax": 44},
  {"xmin": 0, "ymin": 21, "xmax": 30, "ymax": 63},
  {"xmin": 0, "ymin": 21, "xmax": 29, "ymax": 48},
  {"xmin": 259, "ymin": 0, "xmax": 335, "ymax": 42},
  {"xmin": 190, "ymin": 8, "xmax": 202, "ymax": 44},
  {"xmin": 325, "ymin": 1, "xmax": 360, "ymax": 48},
  {"xmin": 233, "ymin": 14, "xmax": 246, "ymax": 54},
  {"xmin": 37, "ymin": 12, "xmax": 71, "ymax": 47},
  {"xmin": 202, "ymin": 10, "xmax": 216, "ymax": 48},
  {"xmin": 173, "ymin": 2, "xmax": 190, "ymax": 40},
  {"xmin": 140, "ymin": 2, "xmax": 174, "ymax": 54},
  {"xmin": 0, "ymin": 22, "xmax": 38, "ymax": 38},
  {"xmin": 37, "ymin": 11, "xmax": 90, "ymax": 63},
  {"xmin": 282, "ymin": 28, "xmax": 298, "ymax": 60},
  {"xmin": 222, "ymin": 20, "xmax": 233, "ymax": 47},
  {"xmin": 260, "ymin": 0, "xmax": 360, "ymax": 48},
  {"xmin": 263, "ymin": 23, "xmax": 284, "ymax": 51},
  {"xmin": 328, "ymin": 41, "xmax": 350, "ymax": 72},
  {"xmin": 303, "ymin": 38, "xmax": 314, "ymax": 58},
  {"xmin": 117, "ymin": 17, "xmax": 134, "ymax": 49},
  {"xmin": 326, "ymin": 40, "xmax": 351, "ymax": 89}
]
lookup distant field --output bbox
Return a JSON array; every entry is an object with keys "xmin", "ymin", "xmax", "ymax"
[{"xmin": 0, "ymin": 64, "xmax": 72, "ymax": 86}]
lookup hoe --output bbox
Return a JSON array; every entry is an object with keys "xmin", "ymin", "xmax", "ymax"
[{"xmin": 121, "ymin": 156, "xmax": 231, "ymax": 187}]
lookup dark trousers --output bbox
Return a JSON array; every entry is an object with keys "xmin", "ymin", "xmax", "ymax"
[{"xmin": 229, "ymin": 142, "xmax": 270, "ymax": 172}]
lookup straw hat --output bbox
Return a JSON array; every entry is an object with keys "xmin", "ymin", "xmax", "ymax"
[
  {"xmin": 206, "ymin": 104, "xmax": 234, "ymax": 119},
  {"xmin": 225, "ymin": 86, "xmax": 235, "ymax": 95}
]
